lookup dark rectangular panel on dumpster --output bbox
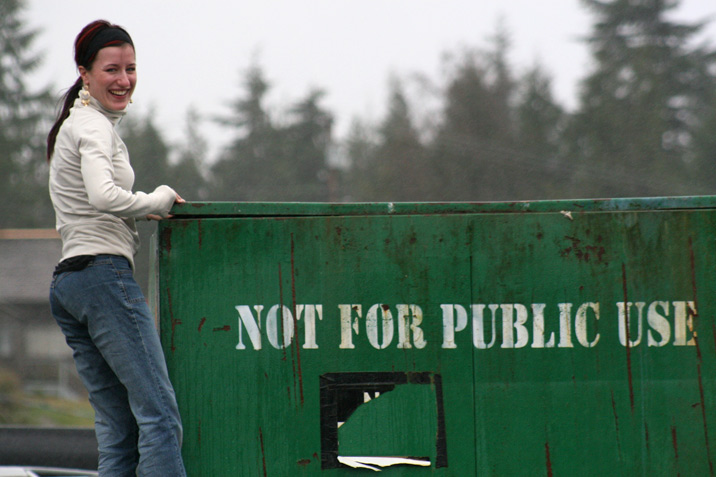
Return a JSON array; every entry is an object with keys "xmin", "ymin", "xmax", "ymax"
[{"xmin": 154, "ymin": 197, "xmax": 716, "ymax": 476}]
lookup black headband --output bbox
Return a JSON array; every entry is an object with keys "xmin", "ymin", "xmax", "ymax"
[{"xmin": 78, "ymin": 27, "xmax": 134, "ymax": 67}]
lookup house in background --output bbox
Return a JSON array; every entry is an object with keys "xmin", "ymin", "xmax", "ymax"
[{"xmin": 0, "ymin": 229, "xmax": 84, "ymax": 398}]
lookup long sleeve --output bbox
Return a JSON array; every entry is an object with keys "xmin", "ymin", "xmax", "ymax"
[{"xmin": 77, "ymin": 112, "xmax": 176, "ymax": 218}]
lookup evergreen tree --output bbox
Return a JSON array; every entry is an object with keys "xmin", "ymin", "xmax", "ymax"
[
  {"xmin": 343, "ymin": 119, "xmax": 377, "ymax": 201},
  {"xmin": 211, "ymin": 64, "xmax": 279, "ymax": 200},
  {"xmin": 118, "ymin": 109, "xmax": 172, "ymax": 193},
  {"xmin": 691, "ymin": 89, "xmax": 716, "ymax": 189},
  {"xmin": 514, "ymin": 64, "xmax": 567, "ymax": 199},
  {"xmin": 349, "ymin": 79, "xmax": 429, "ymax": 201},
  {"xmin": 212, "ymin": 65, "xmax": 334, "ymax": 201},
  {"xmin": 172, "ymin": 107, "xmax": 209, "ymax": 201},
  {"xmin": 568, "ymin": 0, "xmax": 716, "ymax": 197},
  {"xmin": 0, "ymin": 0, "xmax": 52, "ymax": 228},
  {"xmin": 280, "ymin": 89, "xmax": 333, "ymax": 201},
  {"xmin": 429, "ymin": 25, "xmax": 517, "ymax": 201}
]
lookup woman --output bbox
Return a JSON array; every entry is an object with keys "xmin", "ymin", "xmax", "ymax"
[{"xmin": 46, "ymin": 20, "xmax": 187, "ymax": 476}]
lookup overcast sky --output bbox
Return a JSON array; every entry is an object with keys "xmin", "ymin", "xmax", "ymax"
[{"xmin": 25, "ymin": 0, "xmax": 716, "ymax": 156}]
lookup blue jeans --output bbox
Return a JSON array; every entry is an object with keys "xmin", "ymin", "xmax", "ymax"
[{"xmin": 50, "ymin": 255, "xmax": 186, "ymax": 476}]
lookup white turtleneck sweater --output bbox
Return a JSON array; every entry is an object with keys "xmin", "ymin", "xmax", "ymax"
[{"xmin": 49, "ymin": 95, "xmax": 177, "ymax": 269}]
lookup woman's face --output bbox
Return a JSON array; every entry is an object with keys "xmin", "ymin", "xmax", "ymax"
[{"xmin": 79, "ymin": 43, "xmax": 136, "ymax": 111}]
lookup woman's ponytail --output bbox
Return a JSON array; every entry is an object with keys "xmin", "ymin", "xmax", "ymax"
[{"xmin": 46, "ymin": 77, "xmax": 83, "ymax": 162}]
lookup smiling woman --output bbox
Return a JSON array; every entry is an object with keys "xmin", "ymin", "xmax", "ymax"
[{"xmin": 43, "ymin": 19, "xmax": 186, "ymax": 477}]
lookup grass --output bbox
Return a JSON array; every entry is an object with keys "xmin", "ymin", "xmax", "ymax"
[{"xmin": 1, "ymin": 393, "xmax": 94, "ymax": 427}]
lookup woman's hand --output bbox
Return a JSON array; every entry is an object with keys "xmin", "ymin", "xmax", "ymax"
[{"xmin": 146, "ymin": 193, "xmax": 185, "ymax": 220}]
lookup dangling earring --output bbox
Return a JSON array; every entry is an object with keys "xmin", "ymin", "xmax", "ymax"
[
  {"xmin": 129, "ymin": 97, "xmax": 134, "ymax": 104},
  {"xmin": 80, "ymin": 84, "xmax": 91, "ymax": 106}
]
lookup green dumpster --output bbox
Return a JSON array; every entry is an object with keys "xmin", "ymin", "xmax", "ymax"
[{"xmin": 153, "ymin": 197, "xmax": 716, "ymax": 476}]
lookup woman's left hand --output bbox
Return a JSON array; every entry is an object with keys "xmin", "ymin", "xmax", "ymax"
[{"xmin": 146, "ymin": 193, "xmax": 185, "ymax": 220}]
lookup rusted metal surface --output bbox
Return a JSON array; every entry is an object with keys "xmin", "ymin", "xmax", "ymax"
[{"xmin": 155, "ymin": 198, "xmax": 716, "ymax": 475}]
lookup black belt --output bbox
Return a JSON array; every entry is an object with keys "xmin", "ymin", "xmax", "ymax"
[{"xmin": 53, "ymin": 255, "xmax": 95, "ymax": 276}]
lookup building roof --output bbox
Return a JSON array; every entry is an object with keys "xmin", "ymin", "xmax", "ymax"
[{"xmin": 0, "ymin": 230, "xmax": 61, "ymax": 303}]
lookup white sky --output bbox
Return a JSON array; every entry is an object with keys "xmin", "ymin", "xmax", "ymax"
[{"xmin": 25, "ymin": 0, "xmax": 716, "ymax": 157}]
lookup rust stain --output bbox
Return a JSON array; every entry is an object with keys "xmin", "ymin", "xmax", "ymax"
[
  {"xmin": 544, "ymin": 441, "xmax": 553, "ymax": 477},
  {"xmin": 621, "ymin": 264, "xmax": 635, "ymax": 413},
  {"xmin": 560, "ymin": 235, "xmax": 606, "ymax": 263},
  {"xmin": 212, "ymin": 325, "xmax": 231, "ymax": 332},
  {"xmin": 278, "ymin": 263, "xmax": 288, "ymax": 363},
  {"xmin": 197, "ymin": 419, "xmax": 201, "ymax": 446},
  {"xmin": 689, "ymin": 236, "xmax": 700, "ymax": 313},
  {"xmin": 198, "ymin": 317, "xmax": 206, "ymax": 332},
  {"xmin": 161, "ymin": 227, "xmax": 172, "ymax": 253},
  {"xmin": 259, "ymin": 427, "xmax": 267, "ymax": 477},
  {"xmin": 197, "ymin": 219, "xmax": 203, "ymax": 249},
  {"xmin": 671, "ymin": 425, "xmax": 679, "ymax": 462},
  {"xmin": 694, "ymin": 331, "xmax": 713, "ymax": 475},
  {"xmin": 296, "ymin": 459, "xmax": 311, "ymax": 467},
  {"xmin": 290, "ymin": 234, "xmax": 305, "ymax": 406},
  {"xmin": 611, "ymin": 390, "xmax": 623, "ymax": 460},
  {"xmin": 167, "ymin": 288, "xmax": 181, "ymax": 353},
  {"xmin": 689, "ymin": 237, "xmax": 714, "ymax": 475}
]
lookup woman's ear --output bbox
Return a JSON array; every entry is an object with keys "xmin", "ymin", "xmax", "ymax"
[{"xmin": 78, "ymin": 66, "xmax": 88, "ymax": 86}]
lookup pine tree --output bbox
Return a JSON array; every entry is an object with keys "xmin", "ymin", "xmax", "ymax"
[
  {"xmin": 171, "ymin": 107, "xmax": 209, "ymax": 201},
  {"xmin": 691, "ymin": 90, "xmax": 716, "ymax": 190},
  {"xmin": 0, "ymin": 0, "xmax": 52, "ymax": 227},
  {"xmin": 211, "ymin": 64, "xmax": 280, "ymax": 200},
  {"xmin": 343, "ymin": 119, "xmax": 377, "ymax": 201},
  {"xmin": 568, "ymin": 0, "xmax": 716, "ymax": 197},
  {"xmin": 281, "ymin": 89, "xmax": 333, "ymax": 201},
  {"xmin": 118, "ymin": 109, "xmax": 173, "ymax": 194},
  {"xmin": 212, "ymin": 65, "xmax": 334, "ymax": 201},
  {"xmin": 429, "ymin": 25, "xmax": 517, "ymax": 201},
  {"xmin": 349, "ymin": 79, "xmax": 429, "ymax": 201},
  {"xmin": 514, "ymin": 64, "xmax": 567, "ymax": 199}
]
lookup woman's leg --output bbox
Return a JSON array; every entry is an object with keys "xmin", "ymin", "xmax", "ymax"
[
  {"xmin": 51, "ymin": 255, "xmax": 185, "ymax": 476},
  {"xmin": 51, "ymin": 272, "xmax": 140, "ymax": 475}
]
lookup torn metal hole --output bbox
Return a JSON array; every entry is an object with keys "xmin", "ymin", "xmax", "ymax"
[
  {"xmin": 338, "ymin": 456, "xmax": 431, "ymax": 472},
  {"xmin": 320, "ymin": 372, "xmax": 447, "ymax": 470}
]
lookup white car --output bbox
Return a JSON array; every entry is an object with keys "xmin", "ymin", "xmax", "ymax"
[{"xmin": 0, "ymin": 468, "xmax": 97, "ymax": 477}]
